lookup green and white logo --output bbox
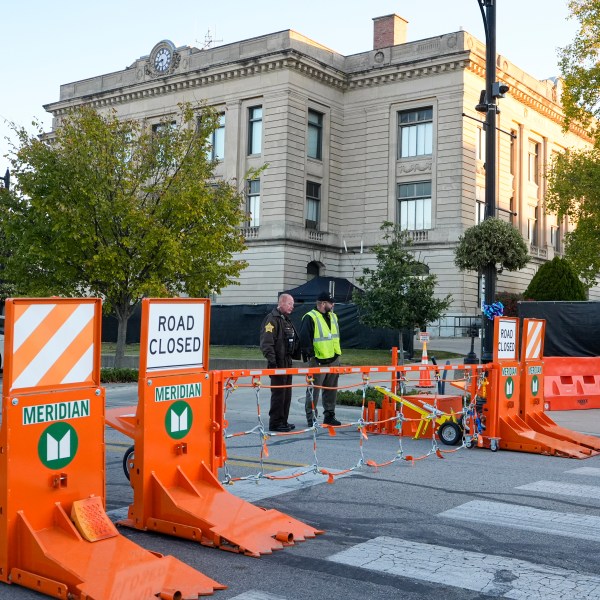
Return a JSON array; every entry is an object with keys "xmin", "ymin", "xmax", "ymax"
[
  {"xmin": 38, "ymin": 422, "xmax": 78, "ymax": 469},
  {"xmin": 505, "ymin": 376, "xmax": 514, "ymax": 399},
  {"xmin": 165, "ymin": 400, "xmax": 193, "ymax": 439},
  {"xmin": 531, "ymin": 375, "xmax": 539, "ymax": 396}
]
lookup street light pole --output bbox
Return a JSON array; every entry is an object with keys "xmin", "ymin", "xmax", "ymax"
[{"xmin": 479, "ymin": 0, "xmax": 497, "ymax": 363}]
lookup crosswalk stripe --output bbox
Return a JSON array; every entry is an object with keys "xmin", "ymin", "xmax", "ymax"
[
  {"xmin": 566, "ymin": 467, "xmax": 600, "ymax": 477},
  {"xmin": 517, "ymin": 480, "xmax": 600, "ymax": 500},
  {"xmin": 225, "ymin": 466, "xmax": 352, "ymax": 502},
  {"xmin": 328, "ymin": 536, "xmax": 600, "ymax": 598},
  {"xmin": 439, "ymin": 499, "xmax": 600, "ymax": 542}
]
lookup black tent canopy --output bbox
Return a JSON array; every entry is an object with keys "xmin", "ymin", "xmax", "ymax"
[{"xmin": 282, "ymin": 276, "xmax": 362, "ymax": 304}]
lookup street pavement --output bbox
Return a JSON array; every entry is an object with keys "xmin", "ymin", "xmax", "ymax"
[{"xmin": 4, "ymin": 364, "xmax": 600, "ymax": 599}]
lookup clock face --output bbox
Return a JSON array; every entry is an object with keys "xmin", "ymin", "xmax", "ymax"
[{"xmin": 154, "ymin": 47, "xmax": 172, "ymax": 72}]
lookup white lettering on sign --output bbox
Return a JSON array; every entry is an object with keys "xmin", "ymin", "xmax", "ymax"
[
  {"xmin": 529, "ymin": 366, "xmax": 542, "ymax": 375},
  {"xmin": 496, "ymin": 320, "xmax": 517, "ymax": 360},
  {"xmin": 501, "ymin": 367, "xmax": 518, "ymax": 376},
  {"xmin": 23, "ymin": 399, "xmax": 90, "ymax": 425},
  {"xmin": 146, "ymin": 303, "xmax": 205, "ymax": 371}
]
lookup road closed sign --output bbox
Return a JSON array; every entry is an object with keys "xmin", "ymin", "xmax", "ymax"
[
  {"xmin": 494, "ymin": 317, "xmax": 518, "ymax": 361},
  {"xmin": 142, "ymin": 299, "xmax": 210, "ymax": 372}
]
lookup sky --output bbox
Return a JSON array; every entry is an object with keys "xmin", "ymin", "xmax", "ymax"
[{"xmin": 1, "ymin": 0, "xmax": 578, "ymax": 166}]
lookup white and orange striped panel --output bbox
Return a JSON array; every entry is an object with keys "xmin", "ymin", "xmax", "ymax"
[
  {"xmin": 523, "ymin": 319, "xmax": 545, "ymax": 361},
  {"xmin": 6, "ymin": 300, "xmax": 100, "ymax": 392}
]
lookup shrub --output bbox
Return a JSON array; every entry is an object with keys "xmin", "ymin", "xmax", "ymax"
[
  {"xmin": 336, "ymin": 385, "xmax": 417, "ymax": 408},
  {"xmin": 524, "ymin": 256, "xmax": 587, "ymax": 301},
  {"xmin": 101, "ymin": 368, "xmax": 138, "ymax": 383},
  {"xmin": 454, "ymin": 218, "xmax": 529, "ymax": 273},
  {"xmin": 495, "ymin": 292, "xmax": 524, "ymax": 316}
]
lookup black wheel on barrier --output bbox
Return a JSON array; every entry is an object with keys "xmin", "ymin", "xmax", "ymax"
[
  {"xmin": 123, "ymin": 445, "xmax": 135, "ymax": 481},
  {"xmin": 438, "ymin": 421, "xmax": 462, "ymax": 446}
]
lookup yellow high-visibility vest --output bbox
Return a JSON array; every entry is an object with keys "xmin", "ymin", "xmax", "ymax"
[{"xmin": 304, "ymin": 309, "xmax": 341, "ymax": 359}]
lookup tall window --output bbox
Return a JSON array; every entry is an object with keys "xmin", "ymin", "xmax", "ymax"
[
  {"xmin": 528, "ymin": 140, "xmax": 539, "ymax": 184},
  {"xmin": 476, "ymin": 126, "xmax": 485, "ymax": 162},
  {"xmin": 208, "ymin": 113, "xmax": 225, "ymax": 161},
  {"xmin": 476, "ymin": 185, "xmax": 486, "ymax": 223},
  {"xmin": 398, "ymin": 181, "xmax": 432, "ymax": 230},
  {"xmin": 528, "ymin": 205, "xmax": 538, "ymax": 246},
  {"xmin": 247, "ymin": 179, "xmax": 260, "ymax": 227},
  {"xmin": 152, "ymin": 121, "xmax": 176, "ymax": 162},
  {"xmin": 398, "ymin": 108, "xmax": 433, "ymax": 158},
  {"xmin": 306, "ymin": 181, "xmax": 321, "ymax": 230},
  {"xmin": 248, "ymin": 106, "xmax": 262, "ymax": 155},
  {"xmin": 307, "ymin": 109, "xmax": 323, "ymax": 160},
  {"xmin": 550, "ymin": 224, "xmax": 561, "ymax": 252}
]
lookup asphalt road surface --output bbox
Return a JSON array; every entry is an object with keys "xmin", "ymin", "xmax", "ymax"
[{"xmin": 4, "ymin": 379, "xmax": 600, "ymax": 599}]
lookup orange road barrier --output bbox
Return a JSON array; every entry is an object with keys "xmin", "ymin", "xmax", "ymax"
[
  {"xmin": 487, "ymin": 317, "xmax": 596, "ymax": 458},
  {"xmin": 415, "ymin": 341, "xmax": 435, "ymax": 388},
  {"xmin": 105, "ymin": 298, "xmax": 322, "ymax": 558},
  {"xmin": 518, "ymin": 319, "xmax": 600, "ymax": 454},
  {"xmin": 0, "ymin": 298, "xmax": 223, "ymax": 599},
  {"xmin": 543, "ymin": 356, "xmax": 600, "ymax": 411}
]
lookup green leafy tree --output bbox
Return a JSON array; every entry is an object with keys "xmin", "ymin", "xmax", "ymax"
[
  {"xmin": 2, "ymin": 104, "xmax": 248, "ymax": 366},
  {"xmin": 524, "ymin": 256, "xmax": 587, "ymax": 301},
  {"xmin": 545, "ymin": 2, "xmax": 600, "ymax": 286},
  {"xmin": 547, "ymin": 148, "xmax": 600, "ymax": 286},
  {"xmin": 353, "ymin": 222, "xmax": 452, "ymax": 358},
  {"xmin": 454, "ymin": 217, "xmax": 529, "ymax": 273},
  {"xmin": 558, "ymin": 0, "xmax": 600, "ymax": 140}
]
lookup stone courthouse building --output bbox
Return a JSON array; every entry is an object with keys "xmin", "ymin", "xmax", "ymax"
[{"xmin": 44, "ymin": 14, "xmax": 593, "ymax": 327}]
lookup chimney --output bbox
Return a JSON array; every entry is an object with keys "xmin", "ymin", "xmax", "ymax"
[{"xmin": 373, "ymin": 14, "xmax": 408, "ymax": 50}]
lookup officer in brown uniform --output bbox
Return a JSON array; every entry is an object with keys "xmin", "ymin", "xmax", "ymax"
[{"xmin": 259, "ymin": 293, "xmax": 300, "ymax": 432}]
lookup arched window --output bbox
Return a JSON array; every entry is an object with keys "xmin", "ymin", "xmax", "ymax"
[{"xmin": 307, "ymin": 261, "xmax": 320, "ymax": 280}]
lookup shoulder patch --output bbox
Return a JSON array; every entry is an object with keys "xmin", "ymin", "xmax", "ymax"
[{"xmin": 265, "ymin": 322, "xmax": 275, "ymax": 333}]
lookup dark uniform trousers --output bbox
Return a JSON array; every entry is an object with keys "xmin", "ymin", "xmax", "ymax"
[{"xmin": 269, "ymin": 356, "xmax": 293, "ymax": 429}]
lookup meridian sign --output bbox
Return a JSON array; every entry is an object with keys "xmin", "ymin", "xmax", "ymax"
[{"xmin": 143, "ymin": 300, "xmax": 209, "ymax": 372}]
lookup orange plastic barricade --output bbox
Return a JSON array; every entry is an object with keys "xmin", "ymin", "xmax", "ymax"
[
  {"xmin": 490, "ymin": 317, "xmax": 594, "ymax": 458},
  {"xmin": 543, "ymin": 356, "xmax": 600, "ymax": 410},
  {"xmin": 518, "ymin": 319, "xmax": 600, "ymax": 455},
  {"xmin": 0, "ymin": 298, "xmax": 223, "ymax": 599},
  {"xmin": 106, "ymin": 298, "xmax": 321, "ymax": 557}
]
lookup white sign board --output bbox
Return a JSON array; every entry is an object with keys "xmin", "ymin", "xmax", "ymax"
[
  {"xmin": 145, "ymin": 302, "xmax": 205, "ymax": 371},
  {"xmin": 496, "ymin": 318, "xmax": 517, "ymax": 360},
  {"xmin": 418, "ymin": 332, "xmax": 430, "ymax": 342}
]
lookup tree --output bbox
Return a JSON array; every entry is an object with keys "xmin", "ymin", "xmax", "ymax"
[
  {"xmin": 454, "ymin": 217, "xmax": 529, "ymax": 274},
  {"xmin": 353, "ymin": 222, "xmax": 452, "ymax": 357},
  {"xmin": 2, "ymin": 104, "xmax": 248, "ymax": 366},
  {"xmin": 524, "ymin": 256, "xmax": 587, "ymax": 301},
  {"xmin": 558, "ymin": 0, "xmax": 600, "ymax": 141},
  {"xmin": 546, "ymin": 148, "xmax": 600, "ymax": 287}
]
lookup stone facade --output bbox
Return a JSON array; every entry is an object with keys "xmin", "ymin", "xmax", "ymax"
[{"xmin": 44, "ymin": 15, "xmax": 593, "ymax": 321}]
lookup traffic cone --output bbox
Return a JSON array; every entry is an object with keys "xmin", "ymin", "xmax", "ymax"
[{"xmin": 416, "ymin": 341, "xmax": 434, "ymax": 388}]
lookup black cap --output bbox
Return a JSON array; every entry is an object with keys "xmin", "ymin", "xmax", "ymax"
[{"xmin": 317, "ymin": 292, "xmax": 334, "ymax": 302}]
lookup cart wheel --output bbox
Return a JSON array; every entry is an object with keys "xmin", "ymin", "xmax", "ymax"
[
  {"xmin": 123, "ymin": 445, "xmax": 135, "ymax": 481},
  {"xmin": 490, "ymin": 439, "xmax": 499, "ymax": 452},
  {"xmin": 465, "ymin": 437, "xmax": 474, "ymax": 449},
  {"xmin": 438, "ymin": 421, "xmax": 462, "ymax": 446}
]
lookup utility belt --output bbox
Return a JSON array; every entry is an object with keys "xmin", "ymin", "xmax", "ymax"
[{"xmin": 315, "ymin": 355, "xmax": 338, "ymax": 365}]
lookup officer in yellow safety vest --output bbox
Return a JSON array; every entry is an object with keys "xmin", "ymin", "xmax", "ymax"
[{"xmin": 300, "ymin": 291, "xmax": 342, "ymax": 427}]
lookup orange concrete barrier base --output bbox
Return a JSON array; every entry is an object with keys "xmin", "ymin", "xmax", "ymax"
[
  {"xmin": 122, "ymin": 462, "xmax": 323, "ymax": 558},
  {"xmin": 498, "ymin": 415, "xmax": 597, "ymax": 458},
  {"xmin": 11, "ymin": 502, "xmax": 224, "ymax": 599}
]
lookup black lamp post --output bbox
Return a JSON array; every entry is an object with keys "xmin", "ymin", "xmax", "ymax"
[{"xmin": 478, "ymin": 0, "xmax": 498, "ymax": 364}]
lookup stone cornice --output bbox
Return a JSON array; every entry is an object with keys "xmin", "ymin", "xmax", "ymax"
[
  {"xmin": 45, "ymin": 45, "xmax": 591, "ymax": 143},
  {"xmin": 466, "ymin": 55, "xmax": 591, "ymax": 142}
]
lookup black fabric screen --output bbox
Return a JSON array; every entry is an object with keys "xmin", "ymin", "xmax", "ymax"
[{"xmin": 517, "ymin": 301, "xmax": 600, "ymax": 357}]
